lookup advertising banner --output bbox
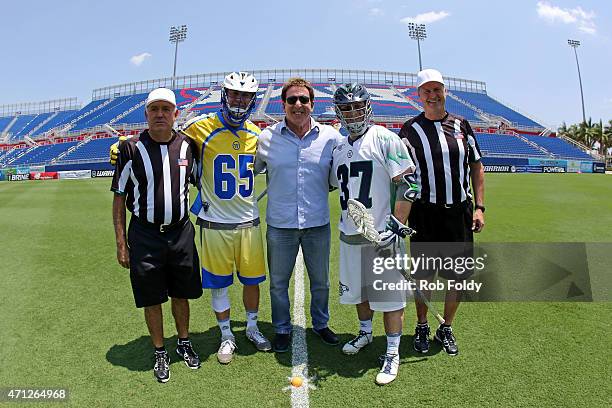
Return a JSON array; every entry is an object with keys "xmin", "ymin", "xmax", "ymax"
[
  {"xmin": 29, "ymin": 171, "xmax": 58, "ymax": 180},
  {"xmin": 8, "ymin": 173, "xmax": 30, "ymax": 181},
  {"xmin": 90, "ymin": 169, "xmax": 115, "ymax": 178},
  {"xmin": 528, "ymin": 158, "xmax": 567, "ymax": 167},
  {"xmin": 580, "ymin": 161, "xmax": 593, "ymax": 174},
  {"xmin": 483, "ymin": 165, "xmax": 516, "ymax": 173},
  {"xmin": 592, "ymin": 162, "xmax": 605, "ymax": 174},
  {"xmin": 58, "ymin": 170, "xmax": 91, "ymax": 180},
  {"xmin": 566, "ymin": 160, "xmax": 581, "ymax": 173},
  {"xmin": 15, "ymin": 165, "xmax": 30, "ymax": 175},
  {"xmin": 542, "ymin": 166, "xmax": 566, "ymax": 173},
  {"xmin": 513, "ymin": 165, "xmax": 543, "ymax": 173}
]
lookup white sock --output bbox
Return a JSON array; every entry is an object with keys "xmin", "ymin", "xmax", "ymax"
[
  {"xmin": 359, "ymin": 319, "xmax": 372, "ymax": 333},
  {"xmin": 246, "ymin": 310, "xmax": 258, "ymax": 331},
  {"xmin": 386, "ymin": 332, "xmax": 401, "ymax": 355},
  {"xmin": 218, "ymin": 318, "xmax": 233, "ymax": 338}
]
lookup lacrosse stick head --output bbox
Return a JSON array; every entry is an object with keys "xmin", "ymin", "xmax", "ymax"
[{"xmin": 346, "ymin": 199, "xmax": 381, "ymax": 244}]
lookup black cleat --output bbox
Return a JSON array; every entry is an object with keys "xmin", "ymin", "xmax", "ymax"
[
  {"xmin": 272, "ymin": 333, "xmax": 291, "ymax": 353},
  {"xmin": 313, "ymin": 327, "xmax": 339, "ymax": 345},
  {"xmin": 153, "ymin": 351, "xmax": 170, "ymax": 383},
  {"xmin": 435, "ymin": 325, "xmax": 459, "ymax": 356},
  {"xmin": 176, "ymin": 340, "xmax": 201, "ymax": 369},
  {"xmin": 413, "ymin": 324, "xmax": 430, "ymax": 354}
]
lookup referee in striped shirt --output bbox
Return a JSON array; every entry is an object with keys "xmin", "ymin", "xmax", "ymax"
[
  {"xmin": 111, "ymin": 88, "xmax": 202, "ymax": 383},
  {"xmin": 399, "ymin": 69, "xmax": 486, "ymax": 357}
]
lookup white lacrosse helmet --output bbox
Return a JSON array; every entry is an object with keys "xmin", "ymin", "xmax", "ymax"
[{"xmin": 221, "ymin": 71, "xmax": 258, "ymax": 126}]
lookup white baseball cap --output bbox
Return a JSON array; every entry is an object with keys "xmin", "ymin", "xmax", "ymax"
[
  {"xmin": 145, "ymin": 88, "xmax": 176, "ymax": 108},
  {"xmin": 417, "ymin": 69, "xmax": 445, "ymax": 88}
]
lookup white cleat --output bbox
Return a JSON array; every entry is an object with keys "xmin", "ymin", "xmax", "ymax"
[
  {"xmin": 342, "ymin": 330, "xmax": 373, "ymax": 355},
  {"xmin": 375, "ymin": 353, "xmax": 399, "ymax": 385},
  {"xmin": 217, "ymin": 336, "xmax": 236, "ymax": 364}
]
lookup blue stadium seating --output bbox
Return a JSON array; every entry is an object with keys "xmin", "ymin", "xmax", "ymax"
[
  {"xmin": 7, "ymin": 115, "xmax": 37, "ymax": 140},
  {"xmin": 33, "ymin": 110, "xmax": 79, "ymax": 136},
  {"xmin": 12, "ymin": 142, "xmax": 78, "ymax": 165},
  {"xmin": 523, "ymin": 135, "xmax": 592, "ymax": 160},
  {"xmin": 12, "ymin": 112, "xmax": 54, "ymax": 139},
  {"xmin": 72, "ymin": 96, "xmax": 145, "ymax": 131},
  {"xmin": 475, "ymin": 133, "xmax": 547, "ymax": 157},
  {"xmin": 366, "ymin": 85, "xmax": 420, "ymax": 117},
  {"xmin": 0, "ymin": 116, "xmax": 15, "ymax": 132},
  {"xmin": 0, "ymin": 146, "xmax": 28, "ymax": 166},
  {"xmin": 59, "ymin": 138, "xmax": 117, "ymax": 162},
  {"xmin": 452, "ymin": 91, "xmax": 541, "ymax": 127}
]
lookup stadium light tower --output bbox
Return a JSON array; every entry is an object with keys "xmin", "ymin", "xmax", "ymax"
[
  {"xmin": 169, "ymin": 25, "xmax": 188, "ymax": 89},
  {"xmin": 408, "ymin": 23, "xmax": 427, "ymax": 71},
  {"xmin": 567, "ymin": 39, "xmax": 586, "ymax": 124}
]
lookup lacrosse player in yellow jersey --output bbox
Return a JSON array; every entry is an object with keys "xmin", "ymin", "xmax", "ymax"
[{"xmin": 180, "ymin": 72, "xmax": 271, "ymax": 364}]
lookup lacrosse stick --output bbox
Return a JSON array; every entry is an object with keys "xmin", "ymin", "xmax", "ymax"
[{"xmin": 346, "ymin": 198, "xmax": 445, "ymax": 324}]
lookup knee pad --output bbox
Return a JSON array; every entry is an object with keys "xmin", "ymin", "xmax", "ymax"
[{"xmin": 211, "ymin": 287, "xmax": 230, "ymax": 313}]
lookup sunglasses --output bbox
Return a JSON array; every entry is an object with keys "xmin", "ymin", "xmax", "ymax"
[{"xmin": 285, "ymin": 95, "xmax": 311, "ymax": 105}]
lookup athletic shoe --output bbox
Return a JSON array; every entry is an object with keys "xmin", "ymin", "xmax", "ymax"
[
  {"xmin": 434, "ymin": 325, "xmax": 459, "ymax": 356},
  {"xmin": 375, "ymin": 353, "xmax": 399, "ymax": 385},
  {"xmin": 313, "ymin": 327, "xmax": 339, "ymax": 345},
  {"xmin": 413, "ymin": 324, "xmax": 430, "ymax": 354},
  {"xmin": 217, "ymin": 335, "xmax": 237, "ymax": 364},
  {"xmin": 272, "ymin": 333, "xmax": 291, "ymax": 353},
  {"xmin": 246, "ymin": 329, "xmax": 272, "ymax": 352},
  {"xmin": 342, "ymin": 330, "xmax": 373, "ymax": 355},
  {"xmin": 153, "ymin": 351, "xmax": 170, "ymax": 383},
  {"xmin": 176, "ymin": 340, "xmax": 201, "ymax": 369}
]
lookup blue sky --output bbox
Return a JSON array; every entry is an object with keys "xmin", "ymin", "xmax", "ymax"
[{"xmin": 1, "ymin": 0, "xmax": 610, "ymax": 128}]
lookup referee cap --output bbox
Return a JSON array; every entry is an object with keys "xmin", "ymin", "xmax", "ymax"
[
  {"xmin": 146, "ymin": 88, "xmax": 177, "ymax": 108},
  {"xmin": 417, "ymin": 69, "xmax": 445, "ymax": 88}
]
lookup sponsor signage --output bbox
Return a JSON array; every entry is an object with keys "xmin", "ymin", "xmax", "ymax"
[
  {"xmin": 567, "ymin": 160, "xmax": 581, "ymax": 173},
  {"xmin": 9, "ymin": 174, "xmax": 30, "ymax": 181},
  {"xmin": 542, "ymin": 166, "xmax": 566, "ymax": 173},
  {"xmin": 483, "ymin": 165, "xmax": 516, "ymax": 173},
  {"xmin": 513, "ymin": 165, "xmax": 543, "ymax": 173},
  {"xmin": 91, "ymin": 170, "xmax": 115, "ymax": 178},
  {"xmin": 593, "ymin": 162, "xmax": 605, "ymax": 173},
  {"xmin": 580, "ymin": 161, "xmax": 593, "ymax": 174},
  {"xmin": 29, "ymin": 171, "xmax": 58, "ymax": 180},
  {"xmin": 58, "ymin": 170, "xmax": 91, "ymax": 180}
]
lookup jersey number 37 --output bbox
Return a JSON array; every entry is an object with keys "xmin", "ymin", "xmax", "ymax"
[{"xmin": 337, "ymin": 160, "xmax": 373, "ymax": 210}]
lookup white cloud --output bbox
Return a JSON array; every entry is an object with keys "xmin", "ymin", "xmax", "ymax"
[
  {"xmin": 130, "ymin": 52, "xmax": 152, "ymax": 66},
  {"xmin": 536, "ymin": 2, "xmax": 597, "ymax": 35},
  {"xmin": 369, "ymin": 7, "xmax": 384, "ymax": 16},
  {"xmin": 400, "ymin": 10, "xmax": 450, "ymax": 25}
]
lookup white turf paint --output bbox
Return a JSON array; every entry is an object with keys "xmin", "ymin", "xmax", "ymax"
[{"xmin": 291, "ymin": 249, "xmax": 309, "ymax": 408}]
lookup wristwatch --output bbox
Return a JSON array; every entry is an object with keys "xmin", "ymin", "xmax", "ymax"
[{"xmin": 474, "ymin": 204, "xmax": 486, "ymax": 213}]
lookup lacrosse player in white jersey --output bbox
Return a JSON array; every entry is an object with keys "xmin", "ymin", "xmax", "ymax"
[{"xmin": 330, "ymin": 83, "xmax": 419, "ymax": 385}]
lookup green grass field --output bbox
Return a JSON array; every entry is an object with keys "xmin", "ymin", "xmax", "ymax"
[{"xmin": 0, "ymin": 174, "xmax": 610, "ymax": 407}]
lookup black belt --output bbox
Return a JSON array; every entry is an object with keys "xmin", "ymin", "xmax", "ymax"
[
  {"xmin": 416, "ymin": 199, "xmax": 470, "ymax": 209},
  {"xmin": 196, "ymin": 217, "xmax": 260, "ymax": 230},
  {"xmin": 132, "ymin": 215, "xmax": 190, "ymax": 233}
]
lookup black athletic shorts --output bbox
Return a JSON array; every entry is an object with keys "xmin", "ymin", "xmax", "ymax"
[
  {"xmin": 408, "ymin": 200, "xmax": 474, "ymax": 280},
  {"xmin": 127, "ymin": 217, "xmax": 202, "ymax": 308}
]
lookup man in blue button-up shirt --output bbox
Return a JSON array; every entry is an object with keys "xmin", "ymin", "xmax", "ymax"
[{"xmin": 255, "ymin": 77, "xmax": 342, "ymax": 352}]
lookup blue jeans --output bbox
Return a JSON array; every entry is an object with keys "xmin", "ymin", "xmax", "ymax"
[{"xmin": 267, "ymin": 224, "xmax": 331, "ymax": 334}]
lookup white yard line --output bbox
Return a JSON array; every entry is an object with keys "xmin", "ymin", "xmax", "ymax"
[{"xmin": 291, "ymin": 249, "xmax": 309, "ymax": 408}]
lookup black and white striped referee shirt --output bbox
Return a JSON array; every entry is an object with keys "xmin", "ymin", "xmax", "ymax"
[
  {"xmin": 111, "ymin": 130, "xmax": 197, "ymax": 225},
  {"xmin": 399, "ymin": 112, "xmax": 482, "ymax": 205}
]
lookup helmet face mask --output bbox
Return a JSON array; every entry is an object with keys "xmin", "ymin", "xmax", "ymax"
[
  {"xmin": 333, "ymin": 83, "xmax": 372, "ymax": 137},
  {"xmin": 221, "ymin": 72, "xmax": 258, "ymax": 126}
]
